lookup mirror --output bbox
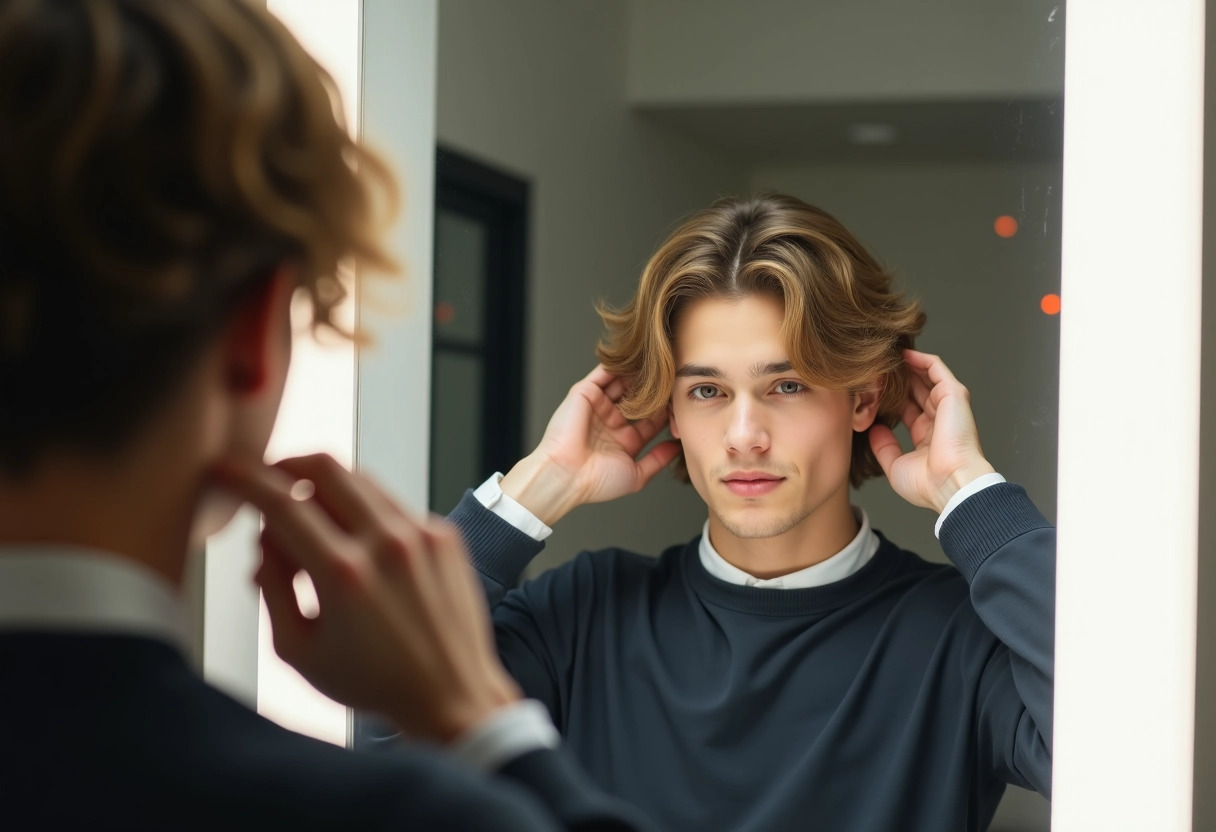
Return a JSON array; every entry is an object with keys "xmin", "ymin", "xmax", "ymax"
[{"xmin": 404, "ymin": 3, "xmax": 1063, "ymax": 830}]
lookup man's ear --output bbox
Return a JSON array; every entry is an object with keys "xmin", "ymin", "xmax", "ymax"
[
  {"xmin": 851, "ymin": 382, "xmax": 883, "ymax": 432},
  {"xmin": 667, "ymin": 400, "xmax": 681, "ymax": 439},
  {"xmin": 224, "ymin": 266, "xmax": 296, "ymax": 395}
]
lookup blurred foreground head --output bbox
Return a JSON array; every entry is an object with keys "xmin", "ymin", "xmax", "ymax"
[{"xmin": 0, "ymin": 0, "xmax": 396, "ymax": 479}]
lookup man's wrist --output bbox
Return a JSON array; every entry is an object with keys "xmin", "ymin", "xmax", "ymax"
[
  {"xmin": 499, "ymin": 453, "xmax": 582, "ymax": 527},
  {"xmin": 395, "ymin": 678, "xmax": 524, "ymax": 746},
  {"xmin": 932, "ymin": 460, "xmax": 998, "ymax": 514},
  {"xmin": 448, "ymin": 699, "xmax": 561, "ymax": 772},
  {"xmin": 934, "ymin": 471, "xmax": 1006, "ymax": 538}
]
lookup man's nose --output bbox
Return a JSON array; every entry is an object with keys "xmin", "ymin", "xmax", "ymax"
[{"xmin": 723, "ymin": 397, "xmax": 770, "ymax": 455}]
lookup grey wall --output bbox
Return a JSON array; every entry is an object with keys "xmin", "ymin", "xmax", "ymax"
[
  {"xmin": 435, "ymin": 0, "xmax": 746, "ymax": 572},
  {"xmin": 626, "ymin": 0, "xmax": 1064, "ymax": 105}
]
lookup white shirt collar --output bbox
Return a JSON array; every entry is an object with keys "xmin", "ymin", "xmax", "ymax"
[
  {"xmin": 698, "ymin": 507, "xmax": 880, "ymax": 589},
  {"xmin": 0, "ymin": 545, "xmax": 189, "ymax": 652}
]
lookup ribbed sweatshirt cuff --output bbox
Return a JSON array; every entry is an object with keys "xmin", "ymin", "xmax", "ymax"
[
  {"xmin": 448, "ymin": 490, "xmax": 545, "ymax": 587},
  {"xmin": 938, "ymin": 483, "xmax": 1052, "ymax": 582}
]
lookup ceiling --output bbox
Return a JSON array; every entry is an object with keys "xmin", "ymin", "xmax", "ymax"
[{"xmin": 635, "ymin": 97, "xmax": 1064, "ymax": 165}]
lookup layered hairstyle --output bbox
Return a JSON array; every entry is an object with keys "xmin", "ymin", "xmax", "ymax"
[
  {"xmin": 596, "ymin": 194, "xmax": 926, "ymax": 487},
  {"xmin": 0, "ymin": 0, "xmax": 396, "ymax": 476}
]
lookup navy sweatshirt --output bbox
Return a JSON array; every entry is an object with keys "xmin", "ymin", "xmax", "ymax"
[{"xmin": 450, "ymin": 483, "xmax": 1054, "ymax": 832}]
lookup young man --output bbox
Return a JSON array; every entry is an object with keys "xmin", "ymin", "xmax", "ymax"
[
  {"xmin": 0, "ymin": 1, "xmax": 653, "ymax": 830},
  {"xmin": 449, "ymin": 195, "xmax": 1055, "ymax": 831}
]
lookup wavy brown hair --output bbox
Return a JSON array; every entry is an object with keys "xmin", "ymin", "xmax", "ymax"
[
  {"xmin": 596, "ymin": 194, "xmax": 925, "ymax": 487},
  {"xmin": 0, "ymin": 0, "xmax": 397, "ymax": 476}
]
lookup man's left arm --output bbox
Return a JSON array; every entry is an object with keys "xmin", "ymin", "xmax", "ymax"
[
  {"xmin": 869, "ymin": 350, "xmax": 1054, "ymax": 796},
  {"xmin": 940, "ymin": 481, "xmax": 1055, "ymax": 796}
]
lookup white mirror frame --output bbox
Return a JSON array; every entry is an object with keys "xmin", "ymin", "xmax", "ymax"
[{"xmin": 1055, "ymin": 1, "xmax": 1206, "ymax": 830}]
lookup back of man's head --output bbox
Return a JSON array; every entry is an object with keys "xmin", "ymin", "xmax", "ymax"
[
  {"xmin": 596, "ymin": 193, "xmax": 926, "ymax": 487},
  {"xmin": 0, "ymin": 0, "xmax": 394, "ymax": 478}
]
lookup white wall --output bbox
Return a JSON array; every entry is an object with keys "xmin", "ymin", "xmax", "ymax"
[
  {"xmin": 626, "ymin": 0, "xmax": 1064, "ymax": 105},
  {"xmin": 436, "ymin": 0, "xmax": 746, "ymax": 570}
]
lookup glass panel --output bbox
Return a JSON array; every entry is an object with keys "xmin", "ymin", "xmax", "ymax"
[
  {"xmin": 434, "ymin": 208, "xmax": 487, "ymax": 345},
  {"xmin": 430, "ymin": 350, "xmax": 484, "ymax": 512}
]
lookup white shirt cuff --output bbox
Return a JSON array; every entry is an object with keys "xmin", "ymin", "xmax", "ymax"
[
  {"xmin": 934, "ymin": 472, "xmax": 1007, "ymax": 539},
  {"xmin": 473, "ymin": 473, "xmax": 553, "ymax": 542},
  {"xmin": 447, "ymin": 699, "xmax": 561, "ymax": 772}
]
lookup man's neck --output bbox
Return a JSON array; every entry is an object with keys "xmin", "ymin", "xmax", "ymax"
[
  {"xmin": 0, "ymin": 445, "xmax": 202, "ymax": 589},
  {"xmin": 706, "ymin": 496, "xmax": 861, "ymax": 581}
]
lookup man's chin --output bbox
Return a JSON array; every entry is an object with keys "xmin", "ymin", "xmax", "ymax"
[{"xmin": 715, "ymin": 507, "xmax": 808, "ymax": 541}]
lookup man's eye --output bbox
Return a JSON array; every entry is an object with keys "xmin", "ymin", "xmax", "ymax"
[
  {"xmin": 691, "ymin": 385, "xmax": 720, "ymax": 400},
  {"xmin": 776, "ymin": 381, "xmax": 805, "ymax": 395}
]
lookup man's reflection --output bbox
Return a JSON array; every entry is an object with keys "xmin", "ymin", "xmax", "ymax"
[{"xmin": 449, "ymin": 194, "xmax": 1056, "ymax": 832}]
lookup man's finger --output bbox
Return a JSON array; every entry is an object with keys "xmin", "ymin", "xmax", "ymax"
[
  {"xmin": 868, "ymin": 424, "xmax": 902, "ymax": 479},
  {"xmin": 274, "ymin": 455, "xmax": 380, "ymax": 533},
  {"xmin": 904, "ymin": 349, "xmax": 961, "ymax": 387},
  {"xmin": 908, "ymin": 374, "xmax": 934, "ymax": 417},
  {"xmin": 635, "ymin": 439, "xmax": 681, "ymax": 484},
  {"xmin": 591, "ymin": 388, "xmax": 630, "ymax": 428},
  {"xmin": 420, "ymin": 521, "xmax": 485, "ymax": 631},
  {"xmin": 213, "ymin": 457, "xmax": 347, "ymax": 579},
  {"xmin": 629, "ymin": 411, "xmax": 669, "ymax": 447},
  {"xmin": 582, "ymin": 364, "xmax": 616, "ymax": 389},
  {"xmin": 603, "ymin": 376, "xmax": 627, "ymax": 403},
  {"xmin": 276, "ymin": 456, "xmax": 410, "ymax": 533},
  {"xmin": 257, "ymin": 544, "xmax": 312, "ymax": 665}
]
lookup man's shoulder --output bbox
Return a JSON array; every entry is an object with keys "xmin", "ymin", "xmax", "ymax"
[
  {"xmin": 867, "ymin": 535, "xmax": 1002, "ymax": 647},
  {"xmin": 518, "ymin": 535, "xmax": 695, "ymax": 599},
  {"xmin": 1, "ymin": 634, "xmax": 521, "ymax": 828},
  {"xmin": 562, "ymin": 535, "xmax": 694, "ymax": 578},
  {"xmin": 871, "ymin": 533, "xmax": 971, "ymax": 600}
]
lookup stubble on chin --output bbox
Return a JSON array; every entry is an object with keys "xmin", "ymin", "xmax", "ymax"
[{"xmin": 712, "ymin": 504, "xmax": 813, "ymax": 540}]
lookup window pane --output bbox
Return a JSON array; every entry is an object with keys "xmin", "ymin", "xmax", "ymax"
[
  {"xmin": 430, "ymin": 350, "xmax": 484, "ymax": 512},
  {"xmin": 434, "ymin": 209, "xmax": 487, "ymax": 345}
]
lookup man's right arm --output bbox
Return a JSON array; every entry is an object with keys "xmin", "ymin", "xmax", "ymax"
[
  {"xmin": 218, "ymin": 454, "xmax": 660, "ymax": 832},
  {"xmin": 446, "ymin": 483, "xmax": 591, "ymax": 721},
  {"xmin": 460, "ymin": 364, "xmax": 678, "ymax": 596},
  {"xmin": 452, "ymin": 474, "xmax": 550, "ymax": 606},
  {"xmin": 448, "ymin": 365, "xmax": 678, "ymax": 714}
]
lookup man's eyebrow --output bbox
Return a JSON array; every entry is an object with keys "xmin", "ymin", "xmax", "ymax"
[
  {"xmin": 674, "ymin": 360, "xmax": 796, "ymax": 380},
  {"xmin": 675, "ymin": 364, "xmax": 723, "ymax": 379},
  {"xmin": 751, "ymin": 360, "xmax": 794, "ymax": 378}
]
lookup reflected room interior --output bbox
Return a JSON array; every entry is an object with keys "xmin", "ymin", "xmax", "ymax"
[{"xmin": 413, "ymin": 2, "xmax": 1064, "ymax": 830}]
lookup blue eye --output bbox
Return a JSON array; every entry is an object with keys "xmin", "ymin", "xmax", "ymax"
[
  {"xmin": 691, "ymin": 385, "xmax": 720, "ymax": 400},
  {"xmin": 776, "ymin": 381, "xmax": 805, "ymax": 395}
]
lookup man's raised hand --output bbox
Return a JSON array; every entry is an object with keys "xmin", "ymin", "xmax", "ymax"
[
  {"xmin": 499, "ymin": 365, "xmax": 680, "ymax": 526},
  {"xmin": 867, "ymin": 350, "xmax": 996, "ymax": 513},
  {"xmin": 215, "ymin": 454, "xmax": 521, "ymax": 744}
]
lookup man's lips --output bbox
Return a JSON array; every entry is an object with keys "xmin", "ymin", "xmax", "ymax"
[{"xmin": 721, "ymin": 473, "xmax": 785, "ymax": 497}]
